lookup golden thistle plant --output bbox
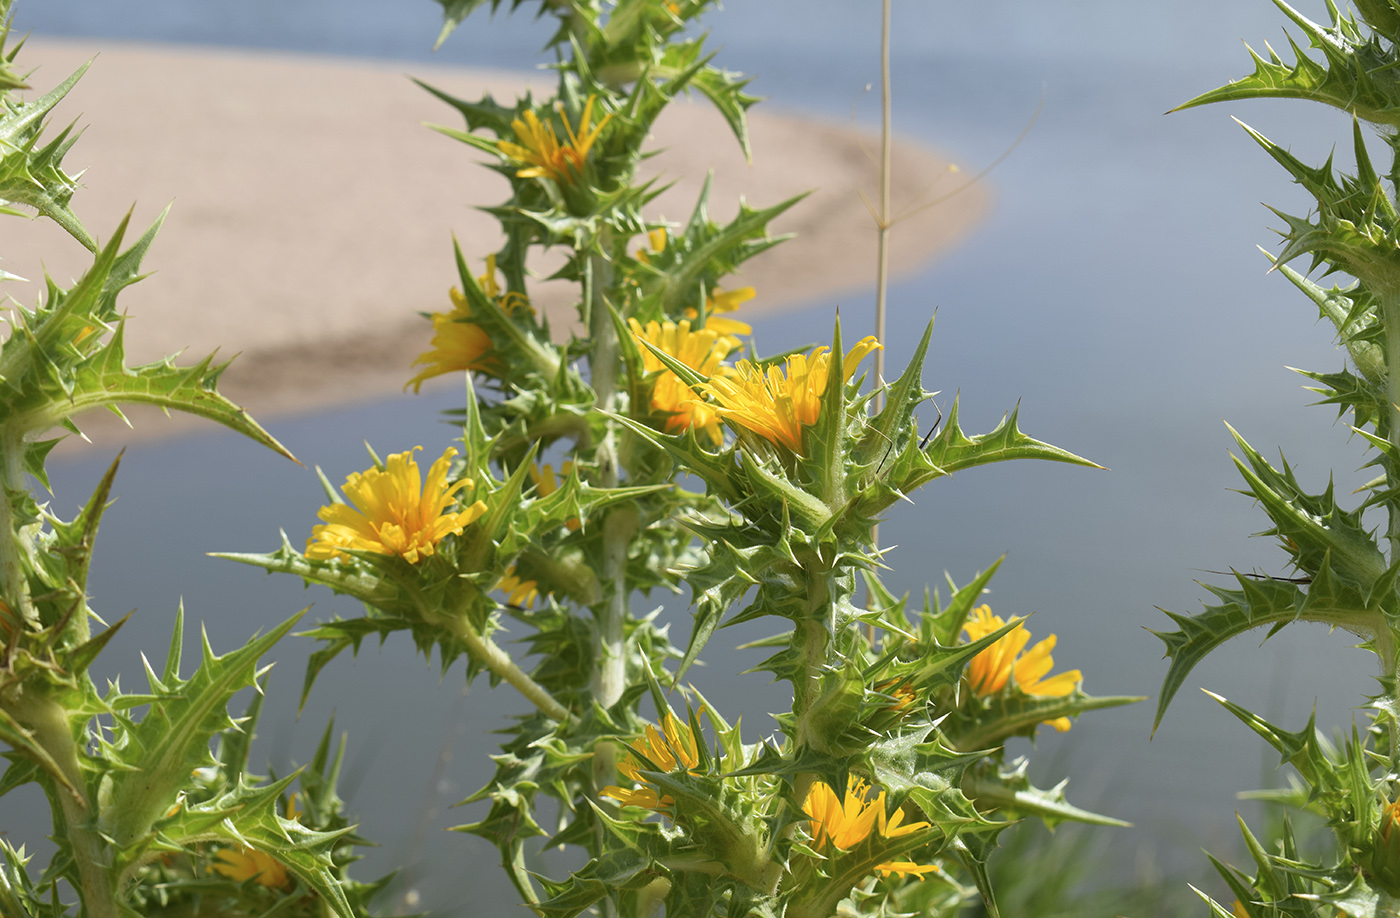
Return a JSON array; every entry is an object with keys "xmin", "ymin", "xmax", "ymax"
[
  {"xmin": 214, "ymin": 1, "xmax": 1139, "ymax": 915},
  {"xmin": 1158, "ymin": 0, "xmax": 1400, "ymax": 914},
  {"xmin": 0, "ymin": 3, "xmax": 386, "ymax": 915}
]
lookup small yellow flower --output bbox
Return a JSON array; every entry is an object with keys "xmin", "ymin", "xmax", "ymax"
[
  {"xmin": 695, "ymin": 337, "xmax": 882, "ymax": 454},
  {"xmin": 498, "ymin": 95, "xmax": 612, "ymax": 185},
  {"xmin": 406, "ymin": 288, "xmax": 497, "ymax": 393},
  {"xmin": 804, "ymin": 777, "xmax": 938, "ymax": 880},
  {"xmin": 630, "ymin": 318, "xmax": 735, "ymax": 446},
  {"xmin": 211, "ymin": 846, "xmax": 290, "ymax": 890},
  {"xmin": 496, "ymin": 566, "xmax": 540, "ymax": 609},
  {"xmin": 962, "ymin": 605, "xmax": 1081, "ymax": 732},
  {"xmin": 306, "ymin": 447, "xmax": 488, "ymax": 564},
  {"xmin": 600, "ymin": 713, "xmax": 702, "ymax": 810}
]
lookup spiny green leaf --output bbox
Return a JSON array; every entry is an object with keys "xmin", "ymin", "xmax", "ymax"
[
  {"xmin": 100, "ymin": 612, "xmax": 303, "ymax": 848},
  {"xmin": 1225, "ymin": 423, "xmax": 1387, "ymax": 592},
  {"xmin": 0, "ymin": 58, "xmax": 94, "ymax": 250},
  {"xmin": 962, "ymin": 758, "xmax": 1131, "ymax": 830},
  {"xmin": 1173, "ymin": 0, "xmax": 1400, "ymax": 128},
  {"xmin": 1150, "ymin": 569, "xmax": 1380, "ymax": 731}
]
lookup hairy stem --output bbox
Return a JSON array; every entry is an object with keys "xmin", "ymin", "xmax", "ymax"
[
  {"xmin": 1383, "ymin": 292, "xmax": 1400, "ymax": 763},
  {"xmin": 10, "ymin": 690, "xmax": 117, "ymax": 918},
  {"xmin": 0, "ymin": 429, "xmax": 35, "ymax": 631},
  {"xmin": 587, "ymin": 235, "xmax": 631, "ymax": 712},
  {"xmin": 1387, "ymin": 294, "xmax": 1400, "ymax": 564}
]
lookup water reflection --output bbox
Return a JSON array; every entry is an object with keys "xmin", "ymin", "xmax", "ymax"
[{"xmin": 10, "ymin": 0, "xmax": 1388, "ymax": 910}]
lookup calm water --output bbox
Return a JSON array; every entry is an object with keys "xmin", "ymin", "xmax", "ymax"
[{"xmin": 6, "ymin": 0, "xmax": 1384, "ymax": 912}]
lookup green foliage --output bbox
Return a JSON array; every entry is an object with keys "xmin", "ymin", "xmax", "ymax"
[
  {"xmin": 0, "ymin": 49, "xmax": 92, "ymax": 250},
  {"xmin": 0, "ymin": 17, "xmax": 372, "ymax": 917},
  {"xmin": 0, "ymin": 0, "xmax": 1135, "ymax": 914},
  {"xmin": 1159, "ymin": 2, "xmax": 1400, "ymax": 913},
  {"xmin": 1174, "ymin": 0, "xmax": 1400, "ymax": 128},
  {"xmin": 0, "ymin": 212, "xmax": 293, "ymax": 458}
]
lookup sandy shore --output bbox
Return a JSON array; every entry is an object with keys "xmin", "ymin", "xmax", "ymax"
[{"xmin": 3, "ymin": 38, "xmax": 989, "ymax": 444}]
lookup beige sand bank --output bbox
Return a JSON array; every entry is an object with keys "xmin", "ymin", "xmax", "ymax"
[{"xmin": 2, "ymin": 38, "xmax": 988, "ymax": 444}]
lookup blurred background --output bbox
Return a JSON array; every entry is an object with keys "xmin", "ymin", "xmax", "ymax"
[{"xmin": 1, "ymin": 0, "xmax": 1381, "ymax": 913}]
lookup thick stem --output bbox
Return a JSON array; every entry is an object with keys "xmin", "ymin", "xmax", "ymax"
[
  {"xmin": 0, "ymin": 429, "xmax": 36, "ymax": 631},
  {"xmin": 767, "ymin": 558, "xmax": 836, "ymax": 896},
  {"xmin": 9, "ymin": 690, "xmax": 117, "ymax": 918},
  {"xmin": 1386, "ymin": 295, "xmax": 1400, "ymax": 563},
  {"xmin": 1383, "ymin": 294, "xmax": 1400, "ymax": 763},
  {"xmin": 587, "ymin": 235, "xmax": 631, "ymax": 712}
]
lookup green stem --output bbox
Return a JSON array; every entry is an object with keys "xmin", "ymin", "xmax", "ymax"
[
  {"xmin": 587, "ymin": 234, "xmax": 631, "ymax": 712},
  {"xmin": 766, "ymin": 556, "xmax": 836, "ymax": 896},
  {"xmin": 867, "ymin": 0, "xmax": 892, "ymax": 644},
  {"xmin": 1385, "ymin": 293, "xmax": 1400, "ymax": 763},
  {"xmin": 1386, "ymin": 294, "xmax": 1400, "ymax": 564},
  {"xmin": 448, "ymin": 614, "xmax": 571, "ymax": 722},
  {"xmin": 10, "ymin": 690, "xmax": 117, "ymax": 918},
  {"xmin": 873, "ymin": 0, "xmax": 891, "ymax": 402},
  {"xmin": 0, "ymin": 429, "xmax": 35, "ymax": 631}
]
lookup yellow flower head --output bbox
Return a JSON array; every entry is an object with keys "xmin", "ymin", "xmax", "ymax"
[
  {"xmin": 211, "ymin": 846, "xmax": 290, "ymax": 890},
  {"xmin": 962, "ymin": 605, "xmax": 1081, "ymax": 731},
  {"xmin": 600, "ymin": 713, "xmax": 702, "ymax": 810},
  {"xmin": 804, "ymin": 777, "xmax": 938, "ymax": 880},
  {"xmin": 630, "ymin": 318, "xmax": 736, "ymax": 446},
  {"xmin": 695, "ymin": 336, "xmax": 882, "ymax": 454},
  {"xmin": 306, "ymin": 446, "xmax": 488, "ymax": 564},
  {"xmin": 406, "ymin": 288, "xmax": 497, "ymax": 393},
  {"xmin": 498, "ymin": 95, "xmax": 612, "ymax": 185}
]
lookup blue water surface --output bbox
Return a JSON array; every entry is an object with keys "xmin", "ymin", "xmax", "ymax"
[{"xmin": 6, "ymin": 0, "xmax": 1384, "ymax": 913}]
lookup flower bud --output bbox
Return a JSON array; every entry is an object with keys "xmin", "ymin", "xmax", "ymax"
[{"xmin": 1370, "ymin": 798, "xmax": 1400, "ymax": 894}]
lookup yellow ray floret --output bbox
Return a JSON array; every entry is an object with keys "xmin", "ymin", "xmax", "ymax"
[
  {"xmin": 406, "ymin": 288, "xmax": 497, "ymax": 393},
  {"xmin": 306, "ymin": 446, "xmax": 488, "ymax": 564},
  {"xmin": 635, "ymin": 227, "xmax": 669, "ymax": 265},
  {"xmin": 962, "ymin": 605, "xmax": 1082, "ymax": 731},
  {"xmin": 211, "ymin": 846, "xmax": 290, "ymax": 890},
  {"xmin": 498, "ymin": 94, "xmax": 612, "ymax": 185},
  {"xmin": 600, "ymin": 713, "xmax": 702, "ymax": 810},
  {"xmin": 496, "ymin": 566, "xmax": 540, "ymax": 609},
  {"xmin": 804, "ymin": 777, "xmax": 938, "ymax": 880},
  {"xmin": 477, "ymin": 253, "xmax": 532, "ymax": 316},
  {"xmin": 630, "ymin": 317, "xmax": 736, "ymax": 446},
  {"xmin": 695, "ymin": 336, "xmax": 881, "ymax": 454},
  {"xmin": 685, "ymin": 286, "xmax": 755, "ymax": 350}
]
